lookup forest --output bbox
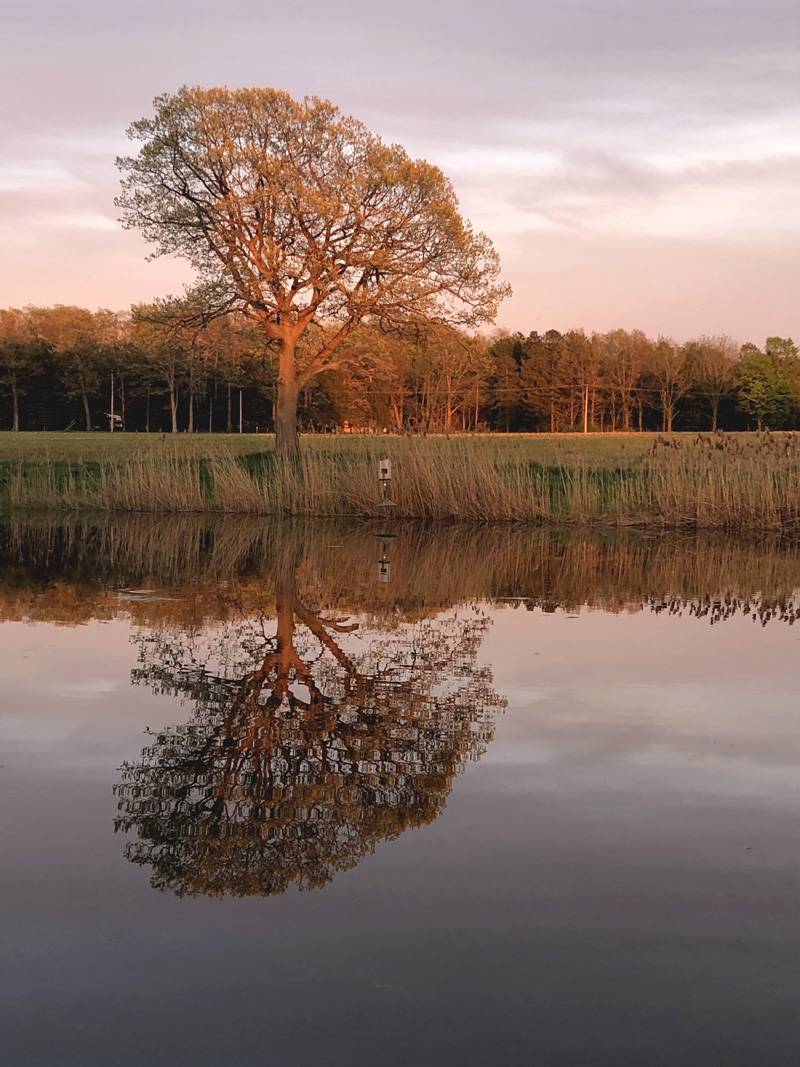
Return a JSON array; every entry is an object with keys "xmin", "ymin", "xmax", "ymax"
[{"xmin": 1, "ymin": 303, "xmax": 799, "ymax": 435}]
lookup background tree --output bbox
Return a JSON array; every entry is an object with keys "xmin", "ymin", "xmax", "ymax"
[
  {"xmin": 648, "ymin": 338, "xmax": 688, "ymax": 432},
  {"xmin": 765, "ymin": 336, "xmax": 798, "ymax": 361},
  {"xmin": 313, "ymin": 325, "xmax": 410, "ymax": 430},
  {"xmin": 489, "ymin": 332, "xmax": 524, "ymax": 432},
  {"xmin": 28, "ymin": 305, "xmax": 107, "ymax": 430},
  {"xmin": 559, "ymin": 330, "xmax": 596, "ymax": 433},
  {"xmin": 736, "ymin": 346, "xmax": 795, "ymax": 429},
  {"xmin": 766, "ymin": 336, "xmax": 800, "ymax": 417},
  {"xmin": 688, "ymin": 335, "xmax": 738, "ymax": 431},
  {"xmin": 521, "ymin": 329, "xmax": 567, "ymax": 431},
  {"xmin": 601, "ymin": 329, "xmax": 651, "ymax": 431},
  {"xmin": 353, "ymin": 329, "xmax": 415, "ymax": 431},
  {"xmin": 6, "ymin": 299, "xmax": 799, "ymax": 434},
  {"xmin": 410, "ymin": 326, "xmax": 490, "ymax": 432},
  {"xmin": 0, "ymin": 308, "xmax": 40, "ymax": 431},
  {"xmin": 116, "ymin": 86, "xmax": 509, "ymax": 456},
  {"xmin": 131, "ymin": 302, "xmax": 191, "ymax": 432},
  {"xmin": 94, "ymin": 310, "xmax": 131, "ymax": 431}
]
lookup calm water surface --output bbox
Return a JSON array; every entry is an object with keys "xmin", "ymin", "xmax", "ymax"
[{"xmin": 1, "ymin": 518, "xmax": 799, "ymax": 1066}]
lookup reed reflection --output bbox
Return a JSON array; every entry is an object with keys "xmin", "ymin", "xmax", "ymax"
[
  {"xmin": 1, "ymin": 517, "xmax": 799, "ymax": 628},
  {"xmin": 113, "ymin": 530, "xmax": 503, "ymax": 897}
]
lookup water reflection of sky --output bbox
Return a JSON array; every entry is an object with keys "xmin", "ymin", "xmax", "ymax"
[{"xmin": 2, "ymin": 529, "xmax": 800, "ymax": 1066}]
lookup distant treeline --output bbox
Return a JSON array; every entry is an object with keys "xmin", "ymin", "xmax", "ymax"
[{"xmin": 1, "ymin": 304, "xmax": 798, "ymax": 433}]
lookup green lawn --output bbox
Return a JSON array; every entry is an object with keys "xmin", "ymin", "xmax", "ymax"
[{"xmin": 0, "ymin": 430, "xmax": 692, "ymax": 468}]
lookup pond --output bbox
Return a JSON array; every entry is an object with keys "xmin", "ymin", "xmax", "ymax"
[{"xmin": 1, "ymin": 517, "xmax": 799, "ymax": 1066}]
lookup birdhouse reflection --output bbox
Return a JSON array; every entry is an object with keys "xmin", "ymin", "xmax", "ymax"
[{"xmin": 376, "ymin": 532, "xmax": 395, "ymax": 584}]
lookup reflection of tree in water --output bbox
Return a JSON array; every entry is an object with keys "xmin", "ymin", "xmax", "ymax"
[
  {"xmin": 647, "ymin": 593, "xmax": 799, "ymax": 626},
  {"xmin": 510, "ymin": 591, "xmax": 799, "ymax": 627},
  {"xmin": 114, "ymin": 541, "xmax": 504, "ymax": 898}
]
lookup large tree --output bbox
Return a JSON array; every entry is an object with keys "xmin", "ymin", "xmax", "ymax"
[{"xmin": 116, "ymin": 86, "xmax": 510, "ymax": 455}]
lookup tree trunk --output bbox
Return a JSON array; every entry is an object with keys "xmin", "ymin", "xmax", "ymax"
[
  {"xmin": 275, "ymin": 383, "xmax": 298, "ymax": 454},
  {"xmin": 10, "ymin": 376, "xmax": 19, "ymax": 432},
  {"xmin": 583, "ymin": 384, "xmax": 589, "ymax": 434},
  {"xmin": 275, "ymin": 337, "xmax": 300, "ymax": 457},
  {"xmin": 711, "ymin": 398, "xmax": 719, "ymax": 432},
  {"xmin": 145, "ymin": 387, "xmax": 150, "ymax": 433},
  {"xmin": 169, "ymin": 384, "xmax": 178, "ymax": 433},
  {"xmin": 82, "ymin": 391, "xmax": 91, "ymax": 431},
  {"xmin": 226, "ymin": 383, "xmax": 232, "ymax": 433}
]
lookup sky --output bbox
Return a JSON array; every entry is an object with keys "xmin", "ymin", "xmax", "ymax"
[{"xmin": 1, "ymin": 0, "xmax": 798, "ymax": 342}]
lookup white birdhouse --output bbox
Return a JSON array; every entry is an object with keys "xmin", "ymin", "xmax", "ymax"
[{"xmin": 378, "ymin": 458, "xmax": 392, "ymax": 481}]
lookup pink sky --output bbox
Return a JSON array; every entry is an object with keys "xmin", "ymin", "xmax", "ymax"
[{"xmin": 2, "ymin": 0, "xmax": 798, "ymax": 344}]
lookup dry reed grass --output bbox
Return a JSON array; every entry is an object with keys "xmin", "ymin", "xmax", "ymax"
[{"xmin": 1, "ymin": 432, "xmax": 799, "ymax": 530}]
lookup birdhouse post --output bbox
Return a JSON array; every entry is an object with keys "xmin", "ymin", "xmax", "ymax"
[{"xmin": 377, "ymin": 458, "xmax": 396, "ymax": 507}]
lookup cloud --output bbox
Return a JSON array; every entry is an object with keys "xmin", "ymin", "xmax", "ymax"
[
  {"xmin": 0, "ymin": 161, "xmax": 88, "ymax": 193},
  {"xmin": 0, "ymin": 0, "xmax": 797, "ymax": 336}
]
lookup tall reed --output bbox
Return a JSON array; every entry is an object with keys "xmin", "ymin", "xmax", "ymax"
[{"xmin": 2, "ymin": 433, "xmax": 799, "ymax": 530}]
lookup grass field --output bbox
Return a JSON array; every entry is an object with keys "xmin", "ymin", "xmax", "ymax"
[
  {"xmin": 0, "ymin": 431, "xmax": 673, "ymax": 467},
  {"xmin": 0, "ymin": 431, "xmax": 798, "ymax": 530}
]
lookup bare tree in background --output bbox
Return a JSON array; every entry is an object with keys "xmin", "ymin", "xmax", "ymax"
[
  {"xmin": 690, "ymin": 335, "xmax": 739, "ymax": 431},
  {"xmin": 649, "ymin": 338, "xmax": 688, "ymax": 432}
]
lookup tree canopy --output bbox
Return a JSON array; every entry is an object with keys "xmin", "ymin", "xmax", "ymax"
[{"xmin": 116, "ymin": 86, "xmax": 510, "ymax": 453}]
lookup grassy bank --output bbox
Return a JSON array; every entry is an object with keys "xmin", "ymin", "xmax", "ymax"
[
  {"xmin": 0, "ymin": 430, "xmax": 664, "ymax": 466},
  {"xmin": 1, "ymin": 432, "xmax": 799, "ymax": 530}
]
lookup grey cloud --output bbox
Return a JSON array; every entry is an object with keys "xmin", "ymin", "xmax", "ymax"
[
  {"xmin": 501, "ymin": 151, "xmax": 800, "ymax": 216},
  {"xmin": 0, "ymin": 0, "xmax": 797, "ymax": 336},
  {"xmin": 3, "ymin": 1, "xmax": 799, "ymax": 133}
]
